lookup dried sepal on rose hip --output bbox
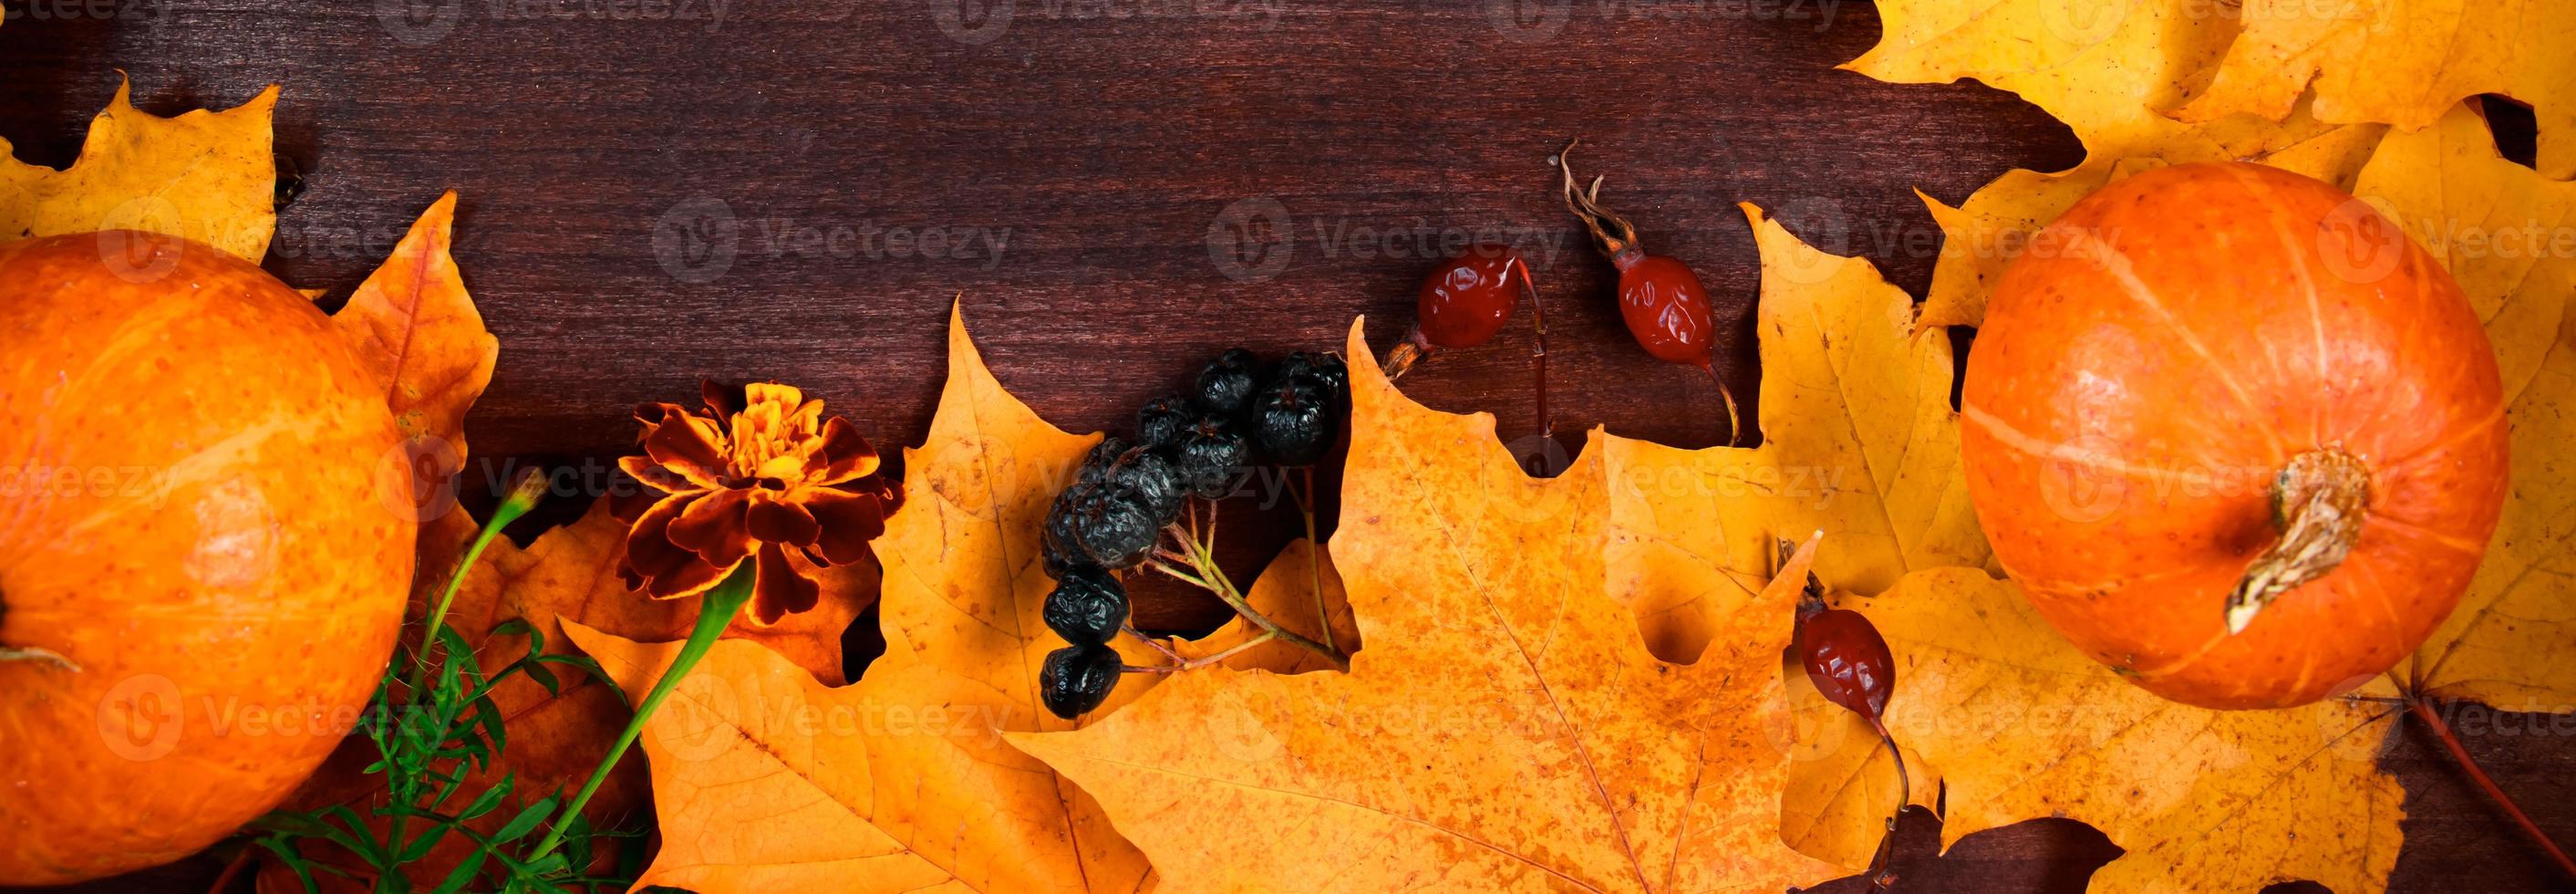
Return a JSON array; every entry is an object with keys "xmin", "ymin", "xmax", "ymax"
[{"xmin": 616, "ymin": 379, "xmax": 901, "ymax": 625}]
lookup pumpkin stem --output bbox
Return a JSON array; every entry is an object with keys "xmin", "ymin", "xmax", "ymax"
[{"xmin": 2227, "ymin": 450, "xmax": 2371, "ymax": 634}]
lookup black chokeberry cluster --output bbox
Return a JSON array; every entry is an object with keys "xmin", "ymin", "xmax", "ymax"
[{"xmin": 1034, "ymin": 348, "xmax": 1350, "ymax": 719}]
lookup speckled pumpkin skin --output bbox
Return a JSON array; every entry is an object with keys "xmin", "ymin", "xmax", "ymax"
[
  {"xmin": 1961, "ymin": 162, "xmax": 2509, "ymax": 710},
  {"xmin": 0, "ymin": 232, "xmax": 414, "ymax": 883}
]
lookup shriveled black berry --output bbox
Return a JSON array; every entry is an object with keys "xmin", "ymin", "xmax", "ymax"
[
  {"xmin": 1253, "ymin": 378, "xmax": 1336, "ymax": 466},
  {"xmin": 1039, "ymin": 644, "xmax": 1124, "ymax": 718},
  {"xmin": 1043, "ymin": 565, "xmax": 1130, "ymax": 646},
  {"xmin": 1136, "ymin": 395, "xmax": 1195, "ymax": 450},
  {"xmin": 1041, "ymin": 489, "xmax": 1090, "ymax": 579},
  {"xmin": 1078, "ymin": 436, "xmax": 1128, "ymax": 486},
  {"xmin": 1193, "ymin": 348, "xmax": 1262, "ymax": 418},
  {"xmin": 1173, "ymin": 414, "xmax": 1248, "ymax": 499},
  {"xmin": 1278, "ymin": 350, "xmax": 1348, "ymax": 402},
  {"xmin": 1066, "ymin": 483, "xmax": 1159, "ymax": 569},
  {"xmin": 1102, "ymin": 446, "xmax": 1185, "ymax": 526}
]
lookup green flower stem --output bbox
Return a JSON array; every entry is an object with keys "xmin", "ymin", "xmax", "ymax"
[
  {"xmin": 387, "ymin": 470, "xmax": 547, "ymax": 864},
  {"xmin": 526, "ymin": 562, "xmax": 755, "ymax": 863},
  {"xmin": 407, "ymin": 470, "xmax": 549, "ymax": 695}
]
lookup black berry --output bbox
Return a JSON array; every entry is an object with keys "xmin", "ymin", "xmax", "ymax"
[
  {"xmin": 1043, "ymin": 565, "xmax": 1130, "ymax": 646},
  {"xmin": 1252, "ymin": 378, "xmax": 1336, "ymax": 466},
  {"xmin": 1278, "ymin": 350, "xmax": 1348, "ymax": 402},
  {"xmin": 1065, "ymin": 482, "xmax": 1159, "ymax": 569},
  {"xmin": 1193, "ymin": 348, "xmax": 1262, "ymax": 418},
  {"xmin": 1039, "ymin": 644, "xmax": 1124, "ymax": 719},
  {"xmin": 1041, "ymin": 489, "xmax": 1090, "ymax": 579},
  {"xmin": 1173, "ymin": 414, "xmax": 1248, "ymax": 499},
  {"xmin": 1136, "ymin": 396, "xmax": 1195, "ymax": 450},
  {"xmin": 1078, "ymin": 437, "xmax": 1128, "ymax": 486},
  {"xmin": 1102, "ymin": 446, "xmax": 1185, "ymax": 526}
]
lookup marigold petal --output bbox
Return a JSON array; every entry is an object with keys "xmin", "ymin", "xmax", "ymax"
[
  {"xmin": 805, "ymin": 485, "xmax": 890, "ymax": 567},
  {"xmin": 669, "ymin": 488, "xmax": 757, "ymax": 566},
  {"xmin": 746, "ymin": 542, "xmax": 822, "ymax": 626},
  {"xmin": 639, "ymin": 404, "xmax": 729, "ymax": 487},
  {"xmin": 625, "ymin": 494, "xmax": 731, "ymax": 599},
  {"xmin": 748, "ymin": 491, "xmax": 822, "ymax": 546},
  {"xmin": 810, "ymin": 416, "xmax": 882, "ymax": 485},
  {"xmin": 743, "ymin": 382, "xmax": 804, "ymax": 414},
  {"xmin": 701, "ymin": 379, "xmax": 746, "ymax": 420}
]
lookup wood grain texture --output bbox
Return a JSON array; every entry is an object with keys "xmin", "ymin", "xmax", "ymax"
[{"xmin": 0, "ymin": 2, "xmax": 2568, "ymax": 892}]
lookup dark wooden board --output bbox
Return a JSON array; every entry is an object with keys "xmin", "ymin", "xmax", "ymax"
[{"xmin": 2, "ymin": 2, "xmax": 2569, "ymax": 892}]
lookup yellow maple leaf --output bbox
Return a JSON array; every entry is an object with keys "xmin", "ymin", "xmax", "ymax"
[
  {"xmin": 1597, "ymin": 206, "xmax": 1967, "ymax": 869},
  {"xmin": 2169, "ymin": 0, "xmax": 2576, "ymax": 179},
  {"xmin": 0, "ymin": 78, "xmax": 278, "ymax": 262},
  {"xmin": 2362, "ymin": 106, "xmax": 2576, "ymax": 709},
  {"xmin": 1600, "ymin": 203, "xmax": 1991, "ymax": 666},
  {"xmin": 1005, "ymin": 319, "xmax": 1843, "ymax": 893},
  {"xmin": 1840, "ymin": 568, "xmax": 2407, "ymax": 894},
  {"xmin": 1851, "ymin": 0, "xmax": 2386, "ymax": 328}
]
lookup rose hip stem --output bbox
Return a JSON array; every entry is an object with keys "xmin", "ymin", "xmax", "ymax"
[{"xmin": 1555, "ymin": 138, "xmax": 1743, "ymax": 446}]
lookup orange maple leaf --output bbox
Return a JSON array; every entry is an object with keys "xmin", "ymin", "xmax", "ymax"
[
  {"xmin": 1005, "ymin": 320, "xmax": 1841, "ymax": 893},
  {"xmin": 328, "ymin": 191, "xmax": 499, "ymax": 474}
]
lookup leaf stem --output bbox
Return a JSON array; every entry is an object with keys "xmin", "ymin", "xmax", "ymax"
[
  {"xmin": 205, "ymin": 847, "xmax": 253, "ymax": 894},
  {"xmin": 2409, "ymin": 697, "xmax": 2576, "ymax": 880},
  {"xmin": 526, "ymin": 562, "xmax": 756, "ymax": 863}
]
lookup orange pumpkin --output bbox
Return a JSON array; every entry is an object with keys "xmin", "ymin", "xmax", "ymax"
[
  {"xmin": 0, "ymin": 232, "xmax": 415, "ymax": 882},
  {"xmin": 1960, "ymin": 161, "xmax": 2509, "ymax": 710}
]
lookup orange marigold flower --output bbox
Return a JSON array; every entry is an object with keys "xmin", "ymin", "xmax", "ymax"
[{"xmin": 615, "ymin": 380, "xmax": 901, "ymax": 625}]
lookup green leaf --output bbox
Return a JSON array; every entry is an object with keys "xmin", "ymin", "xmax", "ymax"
[
  {"xmin": 458, "ymin": 775, "xmax": 513, "ymax": 821},
  {"xmin": 494, "ymin": 795, "xmax": 558, "ymax": 843},
  {"xmin": 256, "ymin": 836, "xmax": 323, "ymax": 894}
]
